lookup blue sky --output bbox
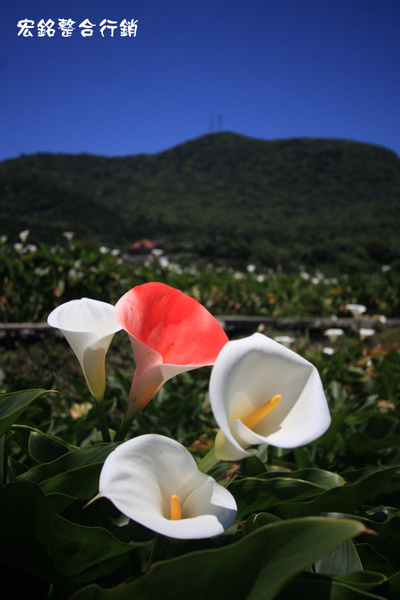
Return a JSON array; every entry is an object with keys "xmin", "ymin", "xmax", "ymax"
[{"xmin": 1, "ymin": 0, "xmax": 399, "ymax": 162}]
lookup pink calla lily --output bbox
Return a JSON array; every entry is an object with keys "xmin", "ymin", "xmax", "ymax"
[{"xmin": 115, "ymin": 282, "xmax": 228, "ymax": 417}]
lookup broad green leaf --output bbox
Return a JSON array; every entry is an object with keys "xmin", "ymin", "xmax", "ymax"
[
  {"xmin": 356, "ymin": 543, "xmax": 395, "ymax": 577},
  {"xmin": 361, "ymin": 515, "xmax": 400, "ymax": 572},
  {"xmin": 262, "ymin": 468, "xmax": 345, "ymax": 490},
  {"xmin": 276, "ymin": 465, "xmax": 399, "ymax": 519},
  {"xmin": 40, "ymin": 463, "xmax": 106, "ymax": 499},
  {"xmin": 46, "ymin": 492, "xmax": 80, "ymax": 514},
  {"xmin": 241, "ymin": 455, "xmax": 267, "ymax": 476},
  {"xmin": 70, "ymin": 517, "xmax": 367, "ymax": 600},
  {"xmin": 348, "ymin": 432, "xmax": 400, "ymax": 457},
  {"xmin": 381, "ymin": 570, "xmax": 400, "ymax": 599},
  {"xmin": 28, "ymin": 430, "xmax": 78, "ymax": 463},
  {"xmin": 231, "ymin": 476, "xmax": 326, "ymax": 518},
  {"xmin": 332, "ymin": 571, "xmax": 388, "ymax": 592},
  {"xmin": 314, "ymin": 540, "xmax": 363, "ymax": 575},
  {"xmin": 319, "ymin": 512, "xmax": 400, "ymax": 573},
  {"xmin": 0, "ymin": 480, "xmax": 138, "ymax": 582},
  {"xmin": 19, "ymin": 443, "xmax": 119, "ymax": 500},
  {"xmin": 275, "ymin": 572, "xmax": 387, "ymax": 600},
  {"xmin": 242, "ymin": 512, "xmax": 281, "ymax": 536},
  {"xmin": 0, "ymin": 389, "xmax": 54, "ymax": 436},
  {"xmin": 19, "ymin": 443, "xmax": 118, "ymax": 484}
]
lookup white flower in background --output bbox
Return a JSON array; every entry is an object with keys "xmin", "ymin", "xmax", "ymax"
[
  {"xmin": 378, "ymin": 315, "xmax": 387, "ymax": 324},
  {"xmin": 62, "ymin": 231, "xmax": 74, "ymax": 241},
  {"xmin": 98, "ymin": 434, "xmax": 237, "ymax": 539},
  {"xmin": 0, "ymin": 235, "xmax": 7, "ymax": 244},
  {"xmin": 99, "ymin": 246, "xmax": 110, "ymax": 254},
  {"xmin": 247, "ymin": 264, "xmax": 256, "ymax": 273},
  {"xmin": 359, "ymin": 328, "xmax": 375, "ymax": 340},
  {"xmin": 13, "ymin": 243, "xmax": 23, "ymax": 253},
  {"xmin": 322, "ymin": 347, "xmax": 335, "ymax": 356},
  {"xmin": 256, "ymin": 274, "xmax": 265, "ymax": 283},
  {"xmin": 159, "ymin": 256, "xmax": 170, "ymax": 268},
  {"xmin": 209, "ymin": 333, "xmax": 331, "ymax": 461},
  {"xmin": 274, "ymin": 335, "xmax": 295, "ymax": 347},
  {"xmin": 47, "ymin": 298, "xmax": 122, "ymax": 401},
  {"xmin": 25, "ymin": 244, "xmax": 38, "ymax": 253},
  {"xmin": 324, "ymin": 328, "xmax": 344, "ymax": 343},
  {"xmin": 346, "ymin": 304, "xmax": 367, "ymax": 318},
  {"xmin": 233, "ymin": 271, "xmax": 245, "ymax": 280},
  {"xmin": 382, "ymin": 265, "xmax": 391, "ymax": 273},
  {"xmin": 111, "ymin": 249, "xmax": 121, "ymax": 256},
  {"xmin": 18, "ymin": 229, "xmax": 30, "ymax": 243},
  {"xmin": 151, "ymin": 248, "xmax": 163, "ymax": 258}
]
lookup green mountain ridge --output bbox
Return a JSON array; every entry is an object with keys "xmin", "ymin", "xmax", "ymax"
[{"xmin": 1, "ymin": 132, "xmax": 399, "ymax": 271}]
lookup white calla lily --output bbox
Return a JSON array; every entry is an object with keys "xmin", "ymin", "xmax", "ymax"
[
  {"xmin": 359, "ymin": 327, "xmax": 375, "ymax": 340},
  {"xmin": 324, "ymin": 328, "xmax": 344, "ymax": 343},
  {"xmin": 98, "ymin": 434, "xmax": 237, "ymax": 539},
  {"xmin": 210, "ymin": 333, "xmax": 331, "ymax": 461},
  {"xmin": 47, "ymin": 298, "xmax": 122, "ymax": 401},
  {"xmin": 346, "ymin": 303, "xmax": 367, "ymax": 318}
]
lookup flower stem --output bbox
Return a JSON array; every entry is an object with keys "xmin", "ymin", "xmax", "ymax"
[
  {"xmin": 197, "ymin": 446, "xmax": 220, "ymax": 473},
  {"xmin": 94, "ymin": 399, "xmax": 111, "ymax": 443},
  {"xmin": 113, "ymin": 413, "xmax": 134, "ymax": 442}
]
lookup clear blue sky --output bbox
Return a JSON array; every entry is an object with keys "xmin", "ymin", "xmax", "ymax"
[{"xmin": 1, "ymin": 0, "xmax": 399, "ymax": 162}]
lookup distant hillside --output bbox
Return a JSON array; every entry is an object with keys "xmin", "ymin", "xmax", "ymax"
[{"xmin": 1, "ymin": 132, "xmax": 399, "ymax": 272}]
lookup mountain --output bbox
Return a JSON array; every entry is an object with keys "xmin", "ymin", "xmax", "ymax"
[{"xmin": 1, "ymin": 132, "xmax": 399, "ymax": 271}]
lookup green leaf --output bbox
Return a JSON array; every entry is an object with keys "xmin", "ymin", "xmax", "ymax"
[
  {"xmin": 231, "ymin": 475, "xmax": 326, "ymax": 518},
  {"xmin": 0, "ymin": 389, "xmax": 54, "ymax": 436},
  {"xmin": 241, "ymin": 456, "xmax": 267, "ymax": 476},
  {"xmin": 28, "ymin": 430, "xmax": 78, "ymax": 463},
  {"xmin": 263, "ymin": 468, "xmax": 345, "ymax": 490},
  {"xmin": 314, "ymin": 540, "xmax": 363, "ymax": 575},
  {"xmin": 348, "ymin": 432, "xmax": 400, "ymax": 457},
  {"xmin": 70, "ymin": 517, "xmax": 367, "ymax": 600},
  {"xmin": 380, "ymin": 570, "xmax": 400, "ymax": 600},
  {"xmin": 40, "ymin": 463, "xmax": 106, "ymax": 499},
  {"xmin": 276, "ymin": 572, "xmax": 387, "ymax": 600},
  {"xmin": 276, "ymin": 465, "xmax": 399, "ymax": 519},
  {"xmin": 242, "ymin": 512, "xmax": 281, "ymax": 536},
  {"xmin": 356, "ymin": 543, "xmax": 395, "ymax": 578},
  {"xmin": 332, "ymin": 571, "xmax": 388, "ymax": 592},
  {"xmin": 0, "ymin": 480, "xmax": 137, "ymax": 582},
  {"xmin": 362, "ymin": 515, "xmax": 400, "ymax": 572},
  {"xmin": 18, "ymin": 443, "xmax": 119, "ymax": 500}
]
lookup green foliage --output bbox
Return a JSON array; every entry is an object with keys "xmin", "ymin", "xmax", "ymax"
[
  {"xmin": 1, "ymin": 257, "xmax": 400, "ymax": 598},
  {"xmin": 1, "ymin": 238, "xmax": 399, "ymax": 324},
  {"xmin": 1, "ymin": 133, "xmax": 399, "ymax": 271}
]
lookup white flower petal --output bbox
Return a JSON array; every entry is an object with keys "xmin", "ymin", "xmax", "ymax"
[
  {"xmin": 99, "ymin": 434, "xmax": 237, "ymax": 539},
  {"xmin": 359, "ymin": 328, "xmax": 375, "ymax": 339},
  {"xmin": 210, "ymin": 333, "xmax": 331, "ymax": 460},
  {"xmin": 48, "ymin": 298, "xmax": 122, "ymax": 400},
  {"xmin": 324, "ymin": 328, "xmax": 344, "ymax": 342},
  {"xmin": 346, "ymin": 303, "xmax": 367, "ymax": 317}
]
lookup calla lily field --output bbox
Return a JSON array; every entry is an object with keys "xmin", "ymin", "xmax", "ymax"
[{"xmin": 1, "ymin": 237, "xmax": 400, "ymax": 599}]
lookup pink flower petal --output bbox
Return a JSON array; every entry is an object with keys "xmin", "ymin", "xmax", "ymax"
[{"xmin": 115, "ymin": 283, "xmax": 228, "ymax": 414}]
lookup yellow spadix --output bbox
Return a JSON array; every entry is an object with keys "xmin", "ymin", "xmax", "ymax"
[
  {"xmin": 170, "ymin": 494, "xmax": 182, "ymax": 520},
  {"xmin": 242, "ymin": 394, "xmax": 282, "ymax": 430}
]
